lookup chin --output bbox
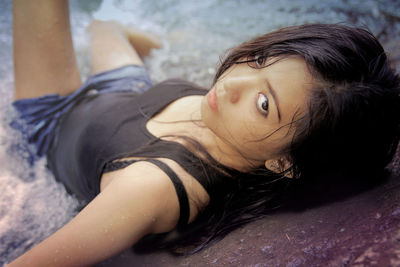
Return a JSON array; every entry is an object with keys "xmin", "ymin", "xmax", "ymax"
[
  {"xmin": 200, "ymin": 97, "xmax": 208, "ymax": 121},
  {"xmin": 200, "ymin": 96, "xmax": 215, "ymax": 130}
]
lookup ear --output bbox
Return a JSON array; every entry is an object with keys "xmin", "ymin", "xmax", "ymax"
[{"xmin": 264, "ymin": 157, "xmax": 293, "ymax": 178}]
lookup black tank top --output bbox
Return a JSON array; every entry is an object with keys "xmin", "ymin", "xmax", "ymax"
[{"xmin": 46, "ymin": 79, "xmax": 235, "ymax": 227}]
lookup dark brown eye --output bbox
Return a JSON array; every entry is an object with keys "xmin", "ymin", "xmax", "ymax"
[
  {"xmin": 257, "ymin": 92, "xmax": 269, "ymax": 116},
  {"xmin": 255, "ymin": 55, "xmax": 266, "ymax": 67}
]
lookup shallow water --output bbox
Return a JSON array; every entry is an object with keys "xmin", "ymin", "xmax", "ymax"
[{"xmin": 1, "ymin": 0, "xmax": 399, "ymax": 265}]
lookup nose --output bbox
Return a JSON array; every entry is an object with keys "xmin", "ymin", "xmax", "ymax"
[{"xmin": 223, "ymin": 75, "xmax": 255, "ymax": 104}]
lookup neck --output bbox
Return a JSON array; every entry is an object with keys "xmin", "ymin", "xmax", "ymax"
[
  {"xmin": 188, "ymin": 99, "xmax": 263, "ymax": 172},
  {"xmin": 197, "ymin": 127, "xmax": 263, "ymax": 172}
]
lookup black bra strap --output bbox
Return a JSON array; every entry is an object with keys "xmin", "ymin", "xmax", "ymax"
[
  {"xmin": 103, "ymin": 159, "xmax": 137, "ymax": 173},
  {"xmin": 103, "ymin": 158, "xmax": 190, "ymax": 227},
  {"xmin": 144, "ymin": 159, "xmax": 190, "ymax": 228}
]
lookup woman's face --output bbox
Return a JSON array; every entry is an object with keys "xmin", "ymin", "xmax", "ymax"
[{"xmin": 201, "ymin": 56, "xmax": 313, "ymax": 168}]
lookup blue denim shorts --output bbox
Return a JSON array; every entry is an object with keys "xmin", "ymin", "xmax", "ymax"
[{"xmin": 11, "ymin": 65, "xmax": 153, "ymax": 159}]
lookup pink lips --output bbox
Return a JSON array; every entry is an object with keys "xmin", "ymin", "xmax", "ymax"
[{"xmin": 207, "ymin": 87, "xmax": 218, "ymax": 112}]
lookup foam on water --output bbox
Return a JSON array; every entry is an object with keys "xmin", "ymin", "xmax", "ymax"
[{"xmin": 1, "ymin": 0, "xmax": 399, "ymax": 265}]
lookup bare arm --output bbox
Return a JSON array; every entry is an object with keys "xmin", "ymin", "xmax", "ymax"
[{"xmin": 7, "ymin": 161, "xmax": 182, "ymax": 267}]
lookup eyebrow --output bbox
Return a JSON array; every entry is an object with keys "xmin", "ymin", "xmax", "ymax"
[{"xmin": 266, "ymin": 80, "xmax": 281, "ymax": 122}]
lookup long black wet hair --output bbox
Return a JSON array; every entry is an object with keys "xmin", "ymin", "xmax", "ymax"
[{"xmin": 134, "ymin": 23, "xmax": 400, "ymax": 254}]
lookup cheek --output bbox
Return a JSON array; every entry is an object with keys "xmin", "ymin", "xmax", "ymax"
[{"xmin": 241, "ymin": 122, "xmax": 293, "ymax": 159}]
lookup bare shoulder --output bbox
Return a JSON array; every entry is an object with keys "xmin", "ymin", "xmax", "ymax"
[{"xmin": 103, "ymin": 159, "xmax": 210, "ymax": 232}]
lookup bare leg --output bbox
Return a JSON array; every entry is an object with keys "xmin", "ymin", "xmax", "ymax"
[
  {"xmin": 13, "ymin": 0, "xmax": 81, "ymax": 100},
  {"xmin": 87, "ymin": 20, "xmax": 161, "ymax": 75}
]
